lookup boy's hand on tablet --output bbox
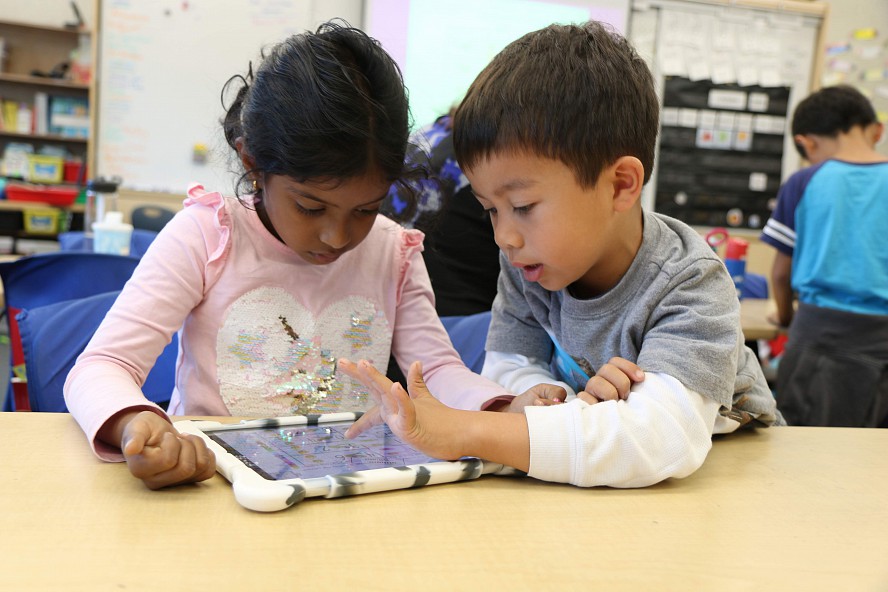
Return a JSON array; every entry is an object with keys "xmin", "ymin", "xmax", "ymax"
[
  {"xmin": 577, "ymin": 357, "xmax": 644, "ymax": 405},
  {"xmin": 507, "ymin": 384, "xmax": 567, "ymax": 412},
  {"xmin": 341, "ymin": 359, "xmax": 467, "ymax": 461},
  {"xmin": 117, "ymin": 411, "xmax": 216, "ymax": 490}
]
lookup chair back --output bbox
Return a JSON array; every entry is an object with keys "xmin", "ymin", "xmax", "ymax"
[
  {"xmin": 0, "ymin": 252, "xmax": 141, "ymax": 410},
  {"xmin": 131, "ymin": 206, "xmax": 176, "ymax": 232},
  {"xmin": 16, "ymin": 290, "xmax": 176, "ymax": 412},
  {"xmin": 440, "ymin": 311, "xmax": 492, "ymax": 374},
  {"xmin": 57, "ymin": 229, "xmax": 159, "ymax": 258},
  {"xmin": 741, "ymin": 272, "xmax": 769, "ymax": 300}
]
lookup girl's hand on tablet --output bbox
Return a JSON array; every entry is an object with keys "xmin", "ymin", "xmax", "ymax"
[{"xmin": 115, "ymin": 411, "xmax": 217, "ymax": 490}]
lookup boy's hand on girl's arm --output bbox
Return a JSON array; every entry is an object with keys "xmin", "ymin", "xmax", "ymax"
[
  {"xmin": 99, "ymin": 410, "xmax": 216, "ymax": 490},
  {"xmin": 577, "ymin": 357, "xmax": 644, "ymax": 405}
]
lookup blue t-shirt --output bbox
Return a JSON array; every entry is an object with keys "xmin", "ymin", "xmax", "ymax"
[{"xmin": 760, "ymin": 160, "xmax": 888, "ymax": 316}]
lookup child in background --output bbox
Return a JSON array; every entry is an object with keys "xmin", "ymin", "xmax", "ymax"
[
  {"xmin": 760, "ymin": 85, "xmax": 888, "ymax": 427},
  {"xmin": 382, "ymin": 111, "xmax": 501, "ymax": 318},
  {"xmin": 342, "ymin": 21, "xmax": 783, "ymax": 489},
  {"xmin": 66, "ymin": 22, "xmax": 629, "ymax": 490},
  {"xmin": 381, "ymin": 111, "xmax": 501, "ymax": 385}
]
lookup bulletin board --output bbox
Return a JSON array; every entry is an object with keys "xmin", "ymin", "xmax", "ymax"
[
  {"xmin": 629, "ymin": 0, "xmax": 827, "ymax": 230},
  {"xmin": 822, "ymin": 26, "xmax": 888, "ymax": 156},
  {"xmin": 96, "ymin": 0, "xmax": 362, "ymax": 194}
]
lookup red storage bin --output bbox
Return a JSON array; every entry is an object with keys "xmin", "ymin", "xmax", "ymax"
[
  {"xmin": 5, "ymin": 183, "xmax": 79, "ymax": 207},
  {"xmin": 64, "ymin": 161, "xmax": 87, "ymax": 184}
]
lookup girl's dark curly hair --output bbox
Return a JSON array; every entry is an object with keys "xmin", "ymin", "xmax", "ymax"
[{"xmin": 221, "ymin": 20, "xmax": 421, "ymax": 200}]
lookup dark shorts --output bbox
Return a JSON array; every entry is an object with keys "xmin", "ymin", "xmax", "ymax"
[{"xmin": 777, "ymin": 303, "xmax": 888, "ymax": 427}]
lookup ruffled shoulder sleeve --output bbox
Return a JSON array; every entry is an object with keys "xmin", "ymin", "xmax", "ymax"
[
  {"xmin": 396, "ymin": 227, "xmax": 426, "ymax": 302},
  {"xmin": 183, "ymin": 183, "xmax": 233, "ymax": 270}
]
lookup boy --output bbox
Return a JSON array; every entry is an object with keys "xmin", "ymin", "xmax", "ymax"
[
  {"xmin": 760, "ymin": 85, "xmax": 888, "ymax": 427},
  {"xmin": 342, "ymin": 21, "xmax": 782, "ymax": 488},
  {"xmin": 764, "ymin": 85, "xmax": 883, "ymax": 328}
]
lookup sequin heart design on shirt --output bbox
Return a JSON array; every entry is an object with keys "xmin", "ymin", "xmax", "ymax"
[{"xmin": 216, "ymin": 287, "xmax": 391, "ymax": 417}]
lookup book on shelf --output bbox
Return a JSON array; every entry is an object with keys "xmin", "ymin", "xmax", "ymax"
[
  {"xmin": 34, "ymin": 92, "xmax": 49, "ymax": 136},
  {"xmin": 48, "ymin": 96, "xmax": 89, "ymax": 139},
  {"xmin": 1, "ymin": 99, "xmax": 18, "ymax": 132}
]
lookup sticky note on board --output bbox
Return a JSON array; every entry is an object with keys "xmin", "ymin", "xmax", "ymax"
[
  {"xmin": 748, "ymin": 92, "xmax": 769, "ymax": 113},
  {"xmin": 713, "ymin": 129, "xmax": 733, "ymax": 149},
  {"xmin": 749, "ymin": 172, "xmax": 767, "ymax": 192},
  {"xmin": 696, "ymin": 128, "xmax": 715, "ymax": 148},
  {"xmin": 826, "ymin": 42, "xmax": 851, "ymax": 56},
  {"xmin": 192, "ymin": 143, "xmax": 208, "ymax": 164},
  {"xmin": 853, "ymin": 28, "xmax": 877, "ymax": 40},
  {"xmin": 733, "ymin": 130, "xmax": 753, "ymax": 151},
  {"xmin": 862, "ymin": 68, "xmax": 887, "ymax": 82}
]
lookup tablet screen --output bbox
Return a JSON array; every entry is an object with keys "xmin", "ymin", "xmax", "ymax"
[{"xmin": 207, "ymin": 421, "xmax": 440, "ymax": 481}]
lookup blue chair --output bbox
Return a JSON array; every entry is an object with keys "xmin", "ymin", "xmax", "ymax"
[
  {"xmin": 58, "ymin": 229, "xmax": 159, "ymax": 258},
  {"xmin": 741, "ymin": 272, "xmax": 769, "ymax": 300},
  {"xmin": 16, "ymin": 290, "xmax": 176, "ymax": 412},
  {"xmin": 440, "ymin": 311, "xmax": 492, "ymax": 374},
  {"xmin": 0, "ymin": 252, "xmax": 141, "ymax": 411},
  {"xmin": 131, "ymin": 205, "xmax": 176, "ymax": 232}
]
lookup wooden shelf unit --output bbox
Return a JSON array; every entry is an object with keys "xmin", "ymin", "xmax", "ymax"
[{"xmin": 0, "ymin": 17, "xmax": 97, "ymax": 184}]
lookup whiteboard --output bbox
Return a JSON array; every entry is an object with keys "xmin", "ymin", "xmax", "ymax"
[
  {"xmin": 96, "ymin": 0, "xmax": 361, "ymax": 194},
  {"xmin": 630, "ymin": 0, "xmax": 825, "ymax": 212},
  {"xmin": 364, "ymin": 0, "xmax": 631, "ymax": 132}
]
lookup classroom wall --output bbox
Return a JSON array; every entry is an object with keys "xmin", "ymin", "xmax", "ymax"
[
  {"xmin": 0, "ymin": 0, "xmax": 97, "ymax": 29},
  {"xmin": 739, "ymin": 0, "xmax": 888, "ymax": 283},
  {"xmin": 820, "ymin": 0, "xmax": 888, "ymax": 157},
  {"xmin": 2, "ymin": 0, "xmax": 884, "ymax": 237}
]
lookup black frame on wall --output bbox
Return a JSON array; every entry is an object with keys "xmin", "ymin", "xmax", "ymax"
[{"xmin": 655, "ymin": 76, "xmax": 791, "ymax": 230}]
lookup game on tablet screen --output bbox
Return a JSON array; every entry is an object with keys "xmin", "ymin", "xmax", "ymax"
[{"xmin": 207, "ymin": 422, "xmax": 439, "ymax": 481}]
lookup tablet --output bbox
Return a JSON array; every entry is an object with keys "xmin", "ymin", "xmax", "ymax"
[{"xmin": 174, "ymin": 413, "xmax": 519, "ymax": 512}]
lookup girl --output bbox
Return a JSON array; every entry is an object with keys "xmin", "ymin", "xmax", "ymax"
[{"xmin": 65, "ymin": 22, "xmax": 640, "ymax": 490}]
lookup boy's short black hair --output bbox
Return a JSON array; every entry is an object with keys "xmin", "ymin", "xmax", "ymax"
[
  {"xmin": 792, "ymin": 85, "xmax": 877, "ymax": 139},
  {"xmin": 453, "ymin": 21, "xmax": 659, "ymax": 187}
]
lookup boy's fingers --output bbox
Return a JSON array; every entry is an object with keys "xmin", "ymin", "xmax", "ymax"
[
  {"xmin": 388, "ymin": 382, "xmax": 416, "ymax": 424},
  {"xmin": 584, "ymin": 376, "xmax": 620, "ymax": 401},
  {"xmin": 591, "ymin": 366, "xmax": 631, "ymax": 399},
  {"xmin": 405, "ymin": 362, "xmax": 432, "ymax": 400},
  {"xmin": 345, "ymin": 407, "xmax": 381, "ymax": 438},
  {"xmin": 576, "ymin": 391, "xmax": 602, "ymax": 405},
  {"xmin": 340, "ymin": 358, "xmax": 391, "ymax": 403},
  {"xmin": 607, "ymin": 357, "xmax": 645, "ymax": 382}
]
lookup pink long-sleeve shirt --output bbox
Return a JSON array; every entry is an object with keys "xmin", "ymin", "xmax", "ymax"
[{"xmin": 65, "ymin": 184, "xmax": 509, "ymax": 460}]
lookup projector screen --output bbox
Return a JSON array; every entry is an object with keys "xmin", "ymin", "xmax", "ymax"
[{"xmin": 364, "ymin": 0, "xmax": 631, "ymax": 129}]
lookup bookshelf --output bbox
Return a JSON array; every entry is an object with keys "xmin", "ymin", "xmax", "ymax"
[{"xmin": 0, "ymin": 18, "xmax": 97, "ymax": 189}]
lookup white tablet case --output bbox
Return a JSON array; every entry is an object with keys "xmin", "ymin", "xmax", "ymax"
[{"xmin": 175, "ymin": 413, "xmax": 520, "ymax": 512}]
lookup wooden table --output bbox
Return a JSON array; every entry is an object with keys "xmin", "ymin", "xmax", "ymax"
[
  {"xmin": 740, "ymin": 298, "xmax": 785, "ymax": 341},
  {"xmin": 1, "ymin": 412, "xmax": 886, "ymax": 591}
]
